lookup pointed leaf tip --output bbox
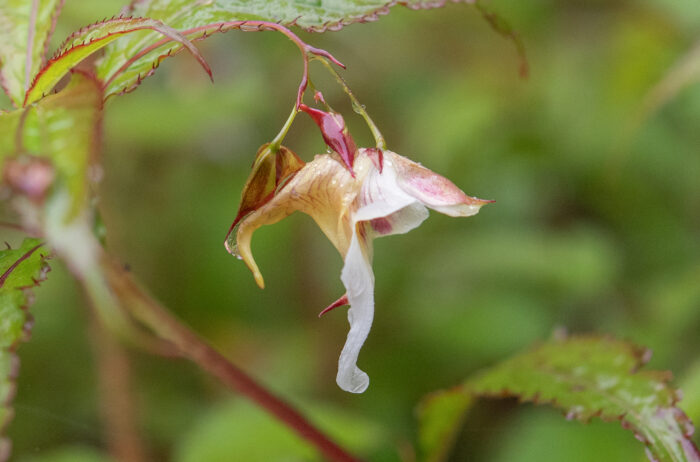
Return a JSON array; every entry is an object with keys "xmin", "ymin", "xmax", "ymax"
[{"xmin": 24, "ymin": 16, "xmax": 210, "ymax": 106}]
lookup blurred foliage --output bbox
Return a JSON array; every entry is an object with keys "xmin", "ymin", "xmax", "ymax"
[
  {"xmin": 0, "ymin": 239, "xmax": 49, "ymax": 458},
  {"xmin": 1, "ymin": 0, "xmax": 699, "ymax": 460},
  {"xmin": 464, "ymin": 335, "xmax": 697, "ymax": 462}
]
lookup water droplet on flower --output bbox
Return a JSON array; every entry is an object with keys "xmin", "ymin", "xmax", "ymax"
[{"xmin": 224, "ymin": 222, "xmax": 244, "ymax": 259}]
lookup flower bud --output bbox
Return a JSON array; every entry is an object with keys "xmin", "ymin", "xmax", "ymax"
[
  {"xmin": 299, "ymin": 104, "xmax": 357, "ymax": 175},
  {"xmin": 2, "ymin": 156, "xmax": 55, "ymax": 203}
]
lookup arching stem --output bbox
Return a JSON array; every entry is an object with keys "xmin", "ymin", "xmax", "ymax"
[
  {"xmin": 312, "ymin": 57, "xmax": 387, "ymax": 151},
  {"xmin": 103, "ymin": 20, "xmax": 345, "ymax": 110},
  {"xmin": 101, "ymin": 259, "xmax": 362, "ymax": 462},
  {"xmin": 268, "ymin": 104, "xmax": 299, "ymax": 152}
]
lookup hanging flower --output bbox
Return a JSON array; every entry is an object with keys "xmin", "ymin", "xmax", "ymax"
[{"xmin": 226, "ymin": 148, "xmax": 491, "ymax": 393}]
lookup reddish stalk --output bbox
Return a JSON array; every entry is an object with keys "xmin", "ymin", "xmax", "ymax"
[
  {"xmin": 103, "ymin": 20, "xmax": 345, "ymax": 108},
  {"xmin": 88, "ymin": 312, "xmax": 148, "ymax": 462},
  {"xmin": 0, "ymin": 222, "xmax": 25, "ymax": 232},
  {"xmin": 103, "ymin": 260, "xmax": 362, "ymax": 462}
]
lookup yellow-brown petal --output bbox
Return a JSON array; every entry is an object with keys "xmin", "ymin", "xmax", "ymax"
[
  {"xmin": 226, "ymin": 144, "xmax": 305, "ymax": 241},
  {"xmin": 233, "ymin": 154, "xmax": 371, "ymax": 288}
]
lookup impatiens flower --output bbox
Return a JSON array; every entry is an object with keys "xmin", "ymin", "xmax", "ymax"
[{"xmin": 226, "ymin": 148, "xmax": 491, "ymax": 393}]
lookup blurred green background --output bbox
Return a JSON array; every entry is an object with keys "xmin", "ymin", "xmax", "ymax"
[{"xmin": 2, "ymin": 0, "xmax": 700, "ymax": 461}]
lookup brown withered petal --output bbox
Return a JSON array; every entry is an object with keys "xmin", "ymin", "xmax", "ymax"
[{"xmin": 225, "ymin": 144, "xmax": 304, "ymax": 247}]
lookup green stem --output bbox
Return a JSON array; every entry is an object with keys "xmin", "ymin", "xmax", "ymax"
[
  {"xmin": 313, "ymin": 57, "xmax": 387, "ymax": 150},
  {"xmin": 269, "ymin": 104, "xmax": 299, "ymax": 151}
]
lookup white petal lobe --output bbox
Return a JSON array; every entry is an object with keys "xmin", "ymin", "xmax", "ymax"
[{"xmin": 338, "ymin": 230, "xmax": 374, "ymax": 393}]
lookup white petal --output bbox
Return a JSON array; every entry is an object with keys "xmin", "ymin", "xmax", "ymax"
[
  {"xmin": 386, "ymin": 150, "xmax": 489, "ymax": 217},
  {"xmin": 369, "ymin": 201, "xmax": 429, "ymax": 237},
  {"xmin": 354, "ymin": 159, "xmax": 429, "ymax": 236},
  {"xmin": 337, "ymin": 229, "xmax": 374, "ymax": 393},
  {"xmin": 354, "ymin": 162, "xmax": 416, "ymax": 222},
  {"xmin": 429, "ymin": 202, "xmax": 483, "ymax": 217}
]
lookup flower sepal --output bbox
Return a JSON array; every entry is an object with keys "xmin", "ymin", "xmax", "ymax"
[
  {"xmin": 299, "ymin": 104, "xmax": 357, "ymax": 175},
  {"xmin": 224, "ymin": 143, "xmax": 305, "ymax": 261}
]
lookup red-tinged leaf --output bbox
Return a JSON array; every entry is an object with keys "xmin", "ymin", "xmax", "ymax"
[
  {"xmin": 0, "ymin": 238, "xmax": 50, "ymax": 461},
  {"xmin": 98, "ymin": 0, "xmax": 490, "ymax": 98},
  {"xmin": 24, "ymin": 16, "xmax": 211, "ymax": 106},
  {"xmin": 122, "ymin": 0, "xmax": 481, "ymax": 33},
  {"xmin": 417, "ymin": 335, "xmax": 700, "ymax": 462},
  {"xmin": 97, "ymin": 1, "xmax": 526, "ymax": 99},
  {"xmin": 465, "ymin": 335, "xmax": 700, "ymax": 462},
  {"xmin": 2, "ymin": 72, "xmax": 103, "ymax": 219},
  {"xmin": 0, "ymin": 0, "xmax": 64, "ymax": 108},
  {"xmin": 300, "ymin": 104, "xmax": 357, "ymax": 174}
]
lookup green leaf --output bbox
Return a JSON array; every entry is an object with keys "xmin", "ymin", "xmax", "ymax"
[
  {"xmin": 0, "ymin": 238, "xmax": 50, "ymax": 460},
  {"xmin": 416, "ymin": 388, "xmax": 473, "ymax": 462},
  {"xmin": 1, "ymin": 72, "xmax": 103, "ymax": 218},
  {"xmin": 97, "ymin": 0, "xmax": 479, "ymax": 98},
  {"xmin": 17, "ymin": 445, "xmax": 114, "ymax": 462},
  {"xmin": 127, "ymin": 0, "xmax": 476, "ymax": 33},
  {"xmin": 175, "ymin": 399, "xmax": 387, "ymax": 462},
  {"xmin": 466, "ymin": 335, "xmax": 700, "ymax": 462},
  {"xmin": 0, "ymin": 0, "xmax": 64, "ymax": 107},
  {"xmin": 679, "ymin": 361, "xmax": 700, "ymax": 436},
  {"xmin": 24, "ymin": 17, "xmax": 210, "ymax": 106}
]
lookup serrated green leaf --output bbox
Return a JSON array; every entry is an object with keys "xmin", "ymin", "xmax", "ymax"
[
  {"xmin": 466, "ymin": 336, "xmax": 700, "ymax": 462},
  {"xmin": 1, "ymin": 72, "xmax": 102, "ymax": 218},
  {"xmin": 0, "ymin": 238, "xmax": 50, "ymax": 461},
  {"xmin": 24, "ymin": 17, "xmax": 210, "ymax": 106},
  {"xmin": 133, "ymin": 0, "xmax": 474, "ymax": 32},
  {"xmin": 416, "ymin": 388, "xmax": 473, "ymax": 462},
  {"xmin": 0, "ymin": 0, "xmax": 64, "ymax": 107},
  {"xmin": 97, "ymin": 0, "xmax": 477, "ymax": 98}
]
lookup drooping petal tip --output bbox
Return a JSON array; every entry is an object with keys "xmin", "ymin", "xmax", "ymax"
[
  {"xmin": 337, "ymin": 231, "xmax": 375, "ymax": 393},
  {"xmin": 227, "ymin": 225, "xmax": 266, "ymax": 289}
]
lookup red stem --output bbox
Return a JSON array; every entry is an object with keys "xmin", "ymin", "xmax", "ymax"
[
  {"xmin": 104, "ymin": 261, "xmax": 362, "ymax": 462},
  {"xmin": 103, "ymin": 20, "xmax": 345, "ymax": 109},
  {"xmin": 88, "ymin": 312, "xmax": 149, "ymax": 462}
]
